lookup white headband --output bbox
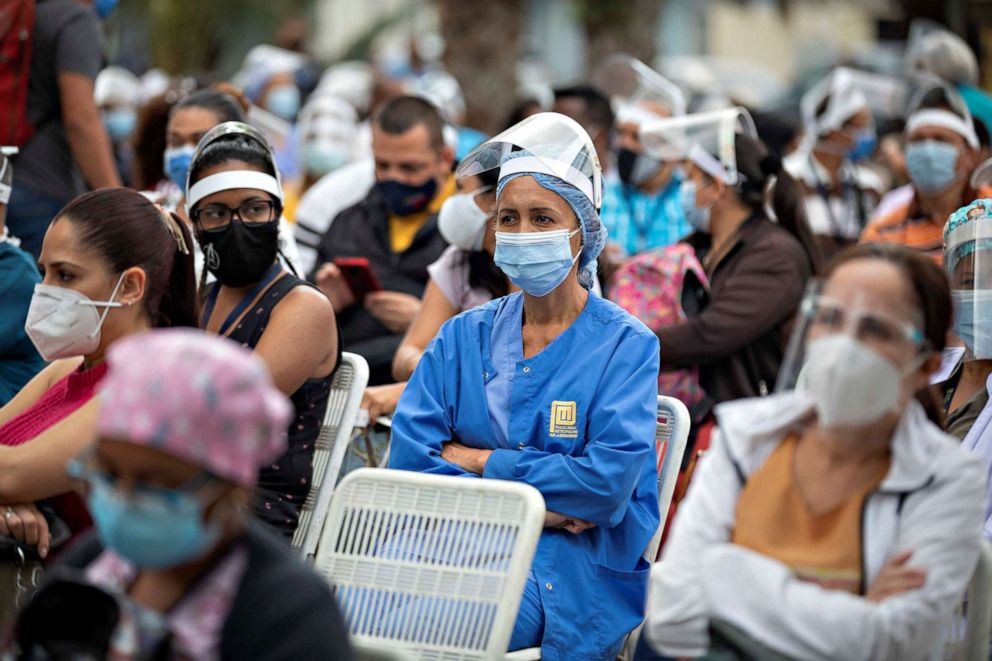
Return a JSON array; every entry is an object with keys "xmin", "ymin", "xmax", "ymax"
[
  {"xmin": 498, "ymin": 155, "xmax": 596, "ymax": 207},
  {"xmin": 906, "ymin": 109, "xmax": 979, "ymax": 149},
  {"xmin": 187, "ymin": 171, "xmax": 283, "ymax": 209},
  {"xmin": 616, "ymin": 102, "xmax": 667, "ymax": 128}
]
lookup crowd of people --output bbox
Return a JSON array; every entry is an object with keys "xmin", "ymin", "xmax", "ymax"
[{"xmin": 3, "ymin": 1, "xmax": 992, "ymax": 659}]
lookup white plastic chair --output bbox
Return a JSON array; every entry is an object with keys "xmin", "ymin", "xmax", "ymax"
[
  {"xmin": 314, "ymin": 468, "xmax": 546, "ymax": 661},
  {"xmin": 291, "ymin": 352, "xmax": 369, "ymax": 558},
  {"xmin": 940, "ymin": 539, "xmax": 992, "ymax": 660},
  {"xmin": 645, "ymin": 395, "xmax": 691, "ymax": 563}
]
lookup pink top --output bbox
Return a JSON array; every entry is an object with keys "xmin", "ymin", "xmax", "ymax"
[{"xmin": 0, "ymin": 362, "xmax": 108, "ymax": 447}]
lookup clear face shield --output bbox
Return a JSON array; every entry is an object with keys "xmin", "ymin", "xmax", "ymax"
[
  {"xmin": 455, "ymin": 111, "xmax": 603, "ymax": 210},
  {"xmin": 594, "ymin": 55, "xmax": 687, "ymax": 127},
  {"xmin": 904, "ymin": 75, "xmax": 980, "ymax": 150},
  {"xmin": 186, "ymin": 121, "xmax": 284, "ymax": 210},
  {"xmin": 945, "ymin": 199, "xmax": 992, "ymax": 359},
  {"xmin": 638, "ymin": 107, "xmax": 758, "ymax": 186},
  {"xmin": 800, "ymin": 67, "xmax": 906, "ymax": 141}
]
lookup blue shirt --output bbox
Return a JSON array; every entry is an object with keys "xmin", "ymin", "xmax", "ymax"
[
  {"xmin": 600, "ymin": 172, "xmax": 689, "ymax": 257},
  {"xmin": 389, "ymin": 292, "xmax": 661, "ymax": 660},
  {"xmin": 0, "ymin": 240, "xmax": 44, "ymax": 405}
]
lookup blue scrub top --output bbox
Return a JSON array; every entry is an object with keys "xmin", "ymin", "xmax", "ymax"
[
  {"xmin": 389, "ymin": 292, "xmax": 661, "ymax": 660},
  {"xmin": 0, "ymin": 240, "xmax": 44, "ymax": 405}
]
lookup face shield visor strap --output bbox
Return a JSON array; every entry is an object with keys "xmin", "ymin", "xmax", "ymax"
[
  {"xmin": 498, "ymin": 155, "xmax": 597, "ymax": 208},
  {"xmin": 905, "ymin": 109, "xmax": 979, "ymax": 150},
  {"xmin": 187, "ymin": 171, "xmax": 283, "ymax": 211}
]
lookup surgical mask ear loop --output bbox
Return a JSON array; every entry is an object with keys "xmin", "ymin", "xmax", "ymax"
[{"xmin": 85, "ymin": 272, "xmax": 128, "ymax": 339}]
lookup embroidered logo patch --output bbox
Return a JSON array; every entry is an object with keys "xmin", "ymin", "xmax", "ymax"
[{"xmin": 549, "ymin": 401, "xmax": 578, "ymax": 438}]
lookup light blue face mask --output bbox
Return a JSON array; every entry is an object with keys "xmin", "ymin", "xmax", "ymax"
[
  {"xmin": 163, "ymin": 144, "xmax": 195, "ymax": 192},
  {"xmin": 103, "ymin": 109, "xmax": 136, "ymax": 144},
  {"xmin": 953, "ymin": 289, "xmax": 992, "ymax": 359},
  {"xmin": 265, "ymin": 84, "xmax": 301, "ymax": 121},
  {"xmin": 304, "ymin": 142, "xmax": 350, "ymax": 177},
  {"xmin": 494, "ymin": 229, "xmax": 580, "ymax": 297},
  {"xmin": 848, "ymin": 127, "xmax": 877, "ymax": 162},
  {"xmin": 906, "ymin": 140, "xmax": 960, "ymax": 194},
  {"xmin": 678, "ymin": 180, "xmax": 712, "ymax": 233},
  {"xmin": 85, "ymin": 472, "xmax": 221, "ymax": 569}
]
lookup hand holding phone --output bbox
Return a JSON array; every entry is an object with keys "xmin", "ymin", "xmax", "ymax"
[{"xmin": 333, "ymin": 257, "xmax": 383, "ymax": 302}]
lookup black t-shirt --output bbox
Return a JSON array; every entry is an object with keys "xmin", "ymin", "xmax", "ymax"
[{"xmin": 14, "ymin": 0, "xmax": 103, "ymax": 202}]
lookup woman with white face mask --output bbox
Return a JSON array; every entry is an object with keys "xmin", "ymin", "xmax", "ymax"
[
  {"xmin": 0, "ymin": 188, "xmax": 197, "ymax": 557},
  {"xmin": 388, "ymin": 113, "xmax": 661, "ymax": 660},
  {"xmin": 360, "ymin": 169, "xmax": 507, "ymax": 421},
  {"xmin": 642, "ymin": 243, "xmax": 985, "ymax": 661}
]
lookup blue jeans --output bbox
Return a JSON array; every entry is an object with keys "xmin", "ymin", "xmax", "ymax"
[
  {"xmin": 6, "ymin": 185, "xmax": 67, "ymax": 259},
  {"xmin": 508, "ymin": 571, "xmax": 544, "ymax": 651}
]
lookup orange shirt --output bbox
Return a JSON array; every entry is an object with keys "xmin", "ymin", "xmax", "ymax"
[
  {"xmin": 732, "ymin": 435, "xmax": 889, "ymax": 594},
  {"xmin": 860, "ymin": 186, "xmax": 992, "ymax": 264}
]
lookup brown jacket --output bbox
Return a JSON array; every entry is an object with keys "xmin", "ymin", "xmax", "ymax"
[{"xmin": 658, "ymin": 213, "xmax": 812, "ymax": 407}]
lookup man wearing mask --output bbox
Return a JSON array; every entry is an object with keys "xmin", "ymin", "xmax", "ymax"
[
  {"xmin": 862, "ymin": 86, "xmax": 984, "ymax": 263},
  {"xmin": 5, "ymin": 0, "xmax": 122, "ymax": 258},
  {"xmin": 785, "ymin": 68, "xmax": 891, "ymax": 260},
  {"xmin": 310, "ymin": 95, "xmax": 455, "ymax": 384},
  {"xmin": 599, "ymin": 58, "xmax": 690, "ymax": 258}
]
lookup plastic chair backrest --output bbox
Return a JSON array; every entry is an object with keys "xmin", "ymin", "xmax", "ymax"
[
  {"xmin": 645, "ymin": 395, "xmax": 691, "ymax": 563},
  {"xmin": 941, "ymin": 539, "xmax": 992, "ymax": 659},
  {"xmin": 314, "ymin": 468, "xmax": 546, "ymax": 661},
  {"xmin": 292, "ymin": 352, "xmax": 369, "ymax": 558}
]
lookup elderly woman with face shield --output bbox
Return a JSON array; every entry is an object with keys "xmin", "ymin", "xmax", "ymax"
[
  {"xmin": 641, "ymin": 243, "xmax": 985, "ymax": 661},
  {"xmin": 388, "ymin": 113, "xmax": 661, "ymax": 661}
]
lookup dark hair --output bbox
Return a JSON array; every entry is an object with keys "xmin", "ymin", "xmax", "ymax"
[
  {"xmin": 372, "ymin": 95, "xmax": 446, "ymax": 150},
  {"xmin": 131, "ymin": 92, "xmax": 175, "ymax": 190},
  {"xmin": 56, "ymin": 189, "xmax": 198, "ymax": 329},
  {"xmin": 733, "ymin": 134, "xmax": 823, "ymax": 273},
  {"xmin": 826, "ymin": 242, "xmax": 952, "ymax": 426},
  {"xmin": 171, "ymin": 87, "xmax": 246, "ymax": 124},
  {"xmin": 187, "ymin": 134, "xmax": 277, "ymax": 195},
  {"xmin": 552, "ymin": 84, "xmax": 615, "ymax": 132}
]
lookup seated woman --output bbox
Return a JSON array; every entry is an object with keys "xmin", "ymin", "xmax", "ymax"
[
  {"xmin": 186, "ymin": 121, "xmax": 339, "ymax": 538},
  {"xmin": 642, "ymin": 243, "xmax": 985, "ymax": 660},
  {"xmin": 388, "ymin": 113, "xmax": 661, "ymax": 660},
  {"xmin": 941, "ymin": 199, "xmax": 992, "ymax": 539},
  {"xmin": 0, "ymin": 188, "xmax": 197, "ymax": 552},
  {"xmin": 56, "ymin": 329, "xmax": 352, "ymax": 659},
  {"xmin": 361, "ymin": 171, "xmax": 504, "ymax": 421}
]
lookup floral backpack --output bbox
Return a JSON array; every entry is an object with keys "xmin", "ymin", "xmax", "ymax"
[{"xmin": 608, "ymin": 243, "xmax": 709, "ymax": 409}]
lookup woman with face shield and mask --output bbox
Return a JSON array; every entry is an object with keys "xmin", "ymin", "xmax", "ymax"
[
  {"xmin": 0, "ymin": 188, "xmax": 197, "ymax": 559},
  {"xmin": 641, "ymin": 243, "xmax": 985, "ymax": 661},
  {"xmin": 186, "ymin": 122, "xmax": 339, "ymax": 539},
  {"xmin": 388, "ymin": 113, "xmax": 661, "ymax": 660}
]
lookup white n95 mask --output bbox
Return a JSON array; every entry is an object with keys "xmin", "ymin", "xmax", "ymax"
[
  {"xmin": 438, "ymin": 189, "xmax": 491, "ymax": 252},
  {"xmin": 24, "ymin": 275, "xmax": 126, "ymax": 361},
  {"xmin": 803, "ymin": 334, "xmax": 914, "ymax": 428}
]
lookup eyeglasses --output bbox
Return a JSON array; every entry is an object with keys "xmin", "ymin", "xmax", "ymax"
[
  {"xmin": 192, "ymin": 199, "xmax": 278, "ymax": 231},
  {"xmin": 803, "ymin": 295, "xmax": 924, "ymax": 347}
]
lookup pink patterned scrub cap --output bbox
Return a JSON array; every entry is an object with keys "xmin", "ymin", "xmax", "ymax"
[{"xmin": 96, "ymin": 329, "xmax": 291, "ymax": 487}]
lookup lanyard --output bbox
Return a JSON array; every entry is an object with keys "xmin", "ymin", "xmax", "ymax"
[
  {"xmin": 203, "ymin": 263, "xmax": 282, "ymax": 336},
  {"xmin": 620, "ymin": 183, "xmax": 667, "ymax": 252}
]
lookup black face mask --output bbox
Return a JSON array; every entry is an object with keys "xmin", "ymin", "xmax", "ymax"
[
  {"xmin": 616, "ymin": 147, "xmax": 662, "ymax": 187},
  {"xmin": 197, "ymin": 219, "xmax": 279, "ymax": 288},
  {"xmin": 375, "ymin": 177, "xmax": 438, "ymax": 216}
]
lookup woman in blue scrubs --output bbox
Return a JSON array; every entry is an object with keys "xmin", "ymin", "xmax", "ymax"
[{"xmin": 388, "ymin": 113, "xmax": 661, "ymax": 661}]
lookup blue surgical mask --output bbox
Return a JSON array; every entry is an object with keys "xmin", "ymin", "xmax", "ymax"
[
  {"xmin": 103, "ymin": 109, "xmax": 136, "ymax": 144},
  {"xmin": 494, "ymin": 229, "xmax": 580, "ymax": 297},
  {"xmin": 848, "ymin": 127, "xmax": 877, "ymax": 162},
  {"xmin": 163, "ymin": 144, "xmax": 195, "ymax": 192},
  {"xmin": 86, "ymin": 474, "xmax": 221, "ymax": 569},
  {"xmin": 265, "ymin": 84, "xmax": 301, "ymax": 121},
  {"xmin": 906, "ymin": 140, "xmax": 960, "ymax": 194},
  {"xmin": 375, "ymin": 178, "xmax": 438, "ymax": 217},
  {"xmin": 953, "ymin": 289, "xmax": 992, "ymax": 359},
  {"xmin": 93, "ymin": 0, "xmax": 118, "ymax": 19},
  {"xmin": 304, "ymin": 142, "xmax": 350, "ymax": 177},
  {"xmin": 679, "ymin": 180, "xmax": 712, "ymax": 233}
]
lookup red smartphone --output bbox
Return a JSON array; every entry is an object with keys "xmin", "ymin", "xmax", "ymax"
[{"xmin": 333, "ymin": 257, "xmax": 383, "ymax": 302}]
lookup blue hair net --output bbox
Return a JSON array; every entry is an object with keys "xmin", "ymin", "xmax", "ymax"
[{"xmin": 496, "ymin": 152, "xmax": 606, "ymax": 289}]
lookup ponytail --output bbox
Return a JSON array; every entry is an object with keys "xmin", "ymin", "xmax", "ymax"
[
  {"xmin": 156, "ymin": 212, "xmax": 199, "ymax": 329},
  {"xmin": 735, "ymin": 135, "xmax": 823, "ymax": 274}
]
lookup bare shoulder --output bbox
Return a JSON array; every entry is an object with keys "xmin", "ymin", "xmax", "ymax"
[{"xmin": 273, "ymin": 284, "xmax": 336, "ymax": 326}]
